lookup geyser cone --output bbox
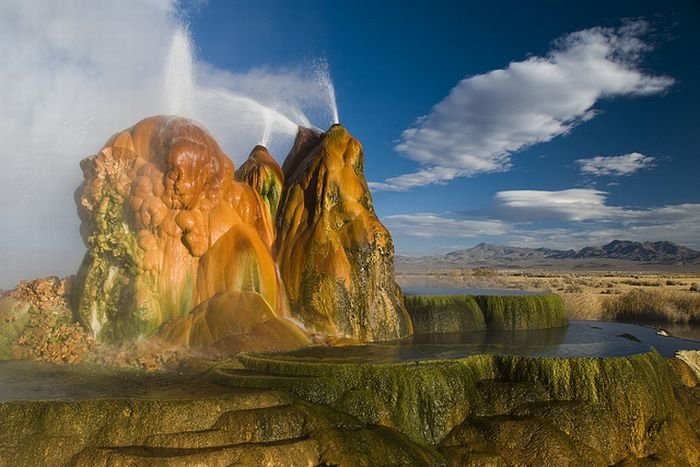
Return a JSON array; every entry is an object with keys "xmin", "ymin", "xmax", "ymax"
[
  {"xmin": 235, "ymin": 145, "xmax": 285, "ymax": 222},
  {"xmin": 275, "ymin": 123, "xmax": 412, "ymax": 342},
  {"xmin": 73, "ymin": 116, "xmax": 306, "ymax": 352}
]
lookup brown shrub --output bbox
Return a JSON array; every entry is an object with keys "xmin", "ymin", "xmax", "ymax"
[{"xmin": 561, "ymin": 293, "xmax": 605, "ymax": 321}]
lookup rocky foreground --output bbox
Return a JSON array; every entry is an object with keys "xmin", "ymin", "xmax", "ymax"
[{"xmin": 1, "ymin": 348, "xmax": 699, "ymax": 466}]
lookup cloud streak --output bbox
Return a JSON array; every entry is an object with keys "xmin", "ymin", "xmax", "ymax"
[
  {"xmin": 385, "ymin": 213, "xmax": 508, "ymax": 238},
  {"xmin": 577, "ymin": 152, "xmax": 656, "ymax": 176},
  {"xmin": 374, "ymin": 21, "xmax": 673, "ymax": 191}
]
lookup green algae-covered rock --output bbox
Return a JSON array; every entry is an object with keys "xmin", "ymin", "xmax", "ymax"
[
  {"xmin": 1, "ymin": 351, "xmax": 699, "ymax": 466},
  {"xmin": 405, "ymin": 295, "xmax": 485, "ymax": 334},
  {"xmin": 474, "ymin": 294, "xmax": 568, "ymax": 330},
  {"xmin": 404, "ymin": 293, "xmax": 568, "ymax": 334},
  {"xmin": 0, "ymin": 387, "xmax": 440, "ymax": 466},
  {"xmin": 0, "ymin": 296, "xmax": 30, "ymax": 359},
  {"xmin": 217, "ymin": 349, "xmax": 700, "ymax": 465}
]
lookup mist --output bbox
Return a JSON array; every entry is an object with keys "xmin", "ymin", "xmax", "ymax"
[{"xmin": 0, "ymin": 0, "xmax": 337, "ymax": 289}]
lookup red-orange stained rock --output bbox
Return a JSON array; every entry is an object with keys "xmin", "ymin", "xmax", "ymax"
[{"xmin": 73, "ymin": 116, "xmax": 304, "ymax": 351}]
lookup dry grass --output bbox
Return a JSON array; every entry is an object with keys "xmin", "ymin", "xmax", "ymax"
[
  {"xmin": 560, "ymin": 293, "xmax": 606, "ymax": 321},
  {"xmin": 603, "ymin": 289, "xmax": 700, "ymax": 324}
]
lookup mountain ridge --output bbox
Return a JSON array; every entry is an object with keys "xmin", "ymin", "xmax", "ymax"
[{"xmin": 397, "ymin": 240, "xmax": 700, "ymax": 270}]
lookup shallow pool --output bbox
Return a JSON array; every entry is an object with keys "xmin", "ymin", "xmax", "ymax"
[{"xmin": 268, "ymin": 321, "xmax": 700, "ymax": 363}]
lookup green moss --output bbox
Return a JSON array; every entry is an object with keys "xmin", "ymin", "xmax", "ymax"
[
  {"xmin": 404, "ymin": 293, "xmax": 567, "ymax": 333},
  {"xmin": 0, "ymin": 299, "xmax": 30, "ymax": 359},
  {"xmin": 474, "ymin": 294, "xmax": 568, "ymax": 330},
  {"xmin": 73, "ymin": 183, "xmax": 147, "ymax": 343},
  {"xmin": 405, "ymin": 295, "xmax": 485, "ymax": 334},
  {"xmin": 0, "ymin": 383, "xmax": 441, "ymax": 466},
  {"xmin": 219, "ymin": 349, "xmax": 679, "ymax": 450}
]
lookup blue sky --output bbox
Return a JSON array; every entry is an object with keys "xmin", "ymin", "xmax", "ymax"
[
  {"xmin": 0, "ymin": 0, "xmax": 698, "ymax": 287},
  {"xmin": 187, "ymin": 0, "xmax": 700, "ymax": 255}
]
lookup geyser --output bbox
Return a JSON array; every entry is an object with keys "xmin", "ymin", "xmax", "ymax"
[
  {"xmin": 64, "ymin": 115, "xmax": 409, "ymax": 351},
  {"xmin": 161, "ymin": 24, "xmax": 305, "ymax": 157},
  {"xmin": 315, "ymin": 59, "xmax": 340, "ymax": 125},
  {"xmin": 164, "ymin": 26, "xmax": 195, "ymax": 117}
]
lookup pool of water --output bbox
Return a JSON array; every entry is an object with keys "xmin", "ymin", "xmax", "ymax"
[
  {"xmin": 402, "ymin": 287, "xmax": 543, "ymax": 296},
  {"xmin": 1, "ymin": 322, "xmax": 698, "ymax": 401},
  {"xmin": 266, "ymin": 321, "xmax": 700, "ymax": 364},
  {"xmin": 0, "ymin": 361, "xmax": 232, "ymax": 401}
]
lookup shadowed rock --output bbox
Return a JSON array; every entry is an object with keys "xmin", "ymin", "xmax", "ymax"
[{"xmin": 275, "ymin": 124, "xmax": 412, "ymax": 342}]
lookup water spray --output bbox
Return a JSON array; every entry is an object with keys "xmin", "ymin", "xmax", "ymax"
[
  {"xmin": 315, "ymin": 59, "xmax": 339, "ymax": 125},
  {"xmin": 164, "ymin": 26, "xmax": 195, "ymax": 117},
  {"xmin": 259, "ymin": 107, "xmax": 273, "ymax": 147}
]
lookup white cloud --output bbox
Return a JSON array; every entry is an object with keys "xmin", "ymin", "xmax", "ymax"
[
  {"xmin": 492, "ymin": 189, "xmax": 625, "ymax": 221},
  {"xmin": 368, "ymin": 167, "xmax": 463, "ymax": 191},
  {"xmin": 390, "ymin": 191, "xmax": 700, "ymax": 254},
  {"xmin": 374, "ymin": 20, "xmax": 673, "ymax": 191},
  {"xmin": 577, "ymin": 152, "xmax": 656, "ymax": 176},
  {"xmin": 0, "ymin": 0, "xmax": 336, "ymax": 288},
  {"xmin": 491, "ymin": 189, "xmax": 700, "ymax": 225},
  {"xmin": 384, "ymin": 213, "xmax": 508, "ymax": 238}
]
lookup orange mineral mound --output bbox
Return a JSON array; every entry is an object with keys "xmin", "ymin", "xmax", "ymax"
[
  {"xmin": 275, "ymin": 124, "xmax": 412, "ymax": 342},
  {"xmin": 73, "ymin": 116, "xmax": 306, "ymax": 350},
  {"xmin": 235, "ymin": 145, "xmax": 285, "ymax": 223}
]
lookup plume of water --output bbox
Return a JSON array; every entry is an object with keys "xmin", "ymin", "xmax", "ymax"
[
  {"xmin": 260, "ymin": 107, "xmax": 273, "ymax": 146},
  {"xmin": 161, "ymin": 26, "xmax": 309, "ymax": 160},
  {"xmin": 315, "ymin": 59, "xmax": 339, "ymax": 125},
  {"xmin": 164, "ymin": 26, "xmax": 195, "ymax": 117}
]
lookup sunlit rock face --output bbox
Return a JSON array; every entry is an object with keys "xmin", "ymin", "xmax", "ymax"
[
  {"xmin": 72, "ymin": 116, "xmax": 303, "ymax": 348},
  {"xmin": 275, "ymin": 125, "xmax": 412, "ymax": 342},
  {"xmin": 235, "ymin": 145, "xmax": 285, "ymax": 223}
]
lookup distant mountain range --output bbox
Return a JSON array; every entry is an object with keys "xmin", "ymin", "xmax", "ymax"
[{"xmin": 396, "ymin": 240, "xmax": 700, "ymax": 271}]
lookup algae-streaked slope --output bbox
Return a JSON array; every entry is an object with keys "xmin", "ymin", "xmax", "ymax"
[
  {"xmin": 475, "ymin": 294, "xmax": 568, "ymax": 330},
  {"xmin": 235, "ymin": 145, "xmax": 285, "ymax": 222},
  {"xmin": 214, "ymin": 349, "xmax": 699, "ymax": 465},
  {"xmin": 275, "ymin": 125, "xmax": 412, "ymax": 342},
  {"xmin": 405, "ymin": 293, "xmax": 567, "ymax": 334}
]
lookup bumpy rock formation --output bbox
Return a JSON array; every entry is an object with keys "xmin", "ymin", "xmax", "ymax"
[
  {"xmin": 235, "ymin": 145, "xmax": 284, "ymax": 222},
  {"xmin": 275, "ymin": 125, "xmax": 411, "ymax": 342},
  {"xmin": 72, "ymin": 116, "xmax": 306, "ymax": 350},
  {"xmin": 0, "ymin": 277, "xmax": 94, "ymax": 363}
]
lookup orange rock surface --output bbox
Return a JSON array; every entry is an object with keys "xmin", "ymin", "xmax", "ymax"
[
  {"xmin": 275, "ymin": 124, "xmax": 412, "ymax": 341},
  {"xmin": 235, "ymin": 145, "xmax": 285, "ymax": 222},
  {"xmin": 73, "ymin": 116, "xmax": 306, "ymax": 350}
]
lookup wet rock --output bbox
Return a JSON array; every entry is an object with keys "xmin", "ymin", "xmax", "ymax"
[
  {"xmin": 275, "ymin": 125, "xmax": 412, "ymax": 342},
  {"xmin": 71, "ymin": 116, "xmax": 306, "ymax": 351},
  {"xmin": 0, "ymin": 387, "xmax": 439, "ymax": 466},
  {"xmin": 235, "ymin": 145, "xmax": 284, "ymax": 223}
]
